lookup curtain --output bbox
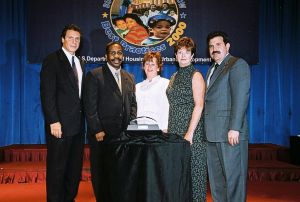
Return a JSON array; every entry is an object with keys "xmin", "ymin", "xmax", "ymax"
[
  {"xmin": 0, "ymin": 0, "xmax": 299, "ymax": 146},
  {"xmin": 249, "ymin": 0, "xmax": 300, "ymax": 145}
]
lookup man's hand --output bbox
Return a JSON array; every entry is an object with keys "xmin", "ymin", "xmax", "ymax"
[
  {"xmin": 228, "ymin": 130, "xmax": 239, "ymax": 146},
  {"xmin": 95, "ymin": 131, "xmax": 106, "ymax": 142},
  {"xmin": 50, "ymin": 122, "xmax": 62, "ymax": 138}
]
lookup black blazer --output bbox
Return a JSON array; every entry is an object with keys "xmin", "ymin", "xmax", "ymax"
[
  {"xmin": 40, "ymin": 49, "xmax": 85, "ymax": 136},
  {"xmin": 83, "ymin": 65, "xmax": 137, "ymax": 142}
]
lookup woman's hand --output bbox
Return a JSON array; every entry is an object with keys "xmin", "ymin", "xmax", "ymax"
[{"xmin": 184, "ymin": 132, "xmax": 193, "ymax": 145}]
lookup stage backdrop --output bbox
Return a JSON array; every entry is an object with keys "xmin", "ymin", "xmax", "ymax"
[
  {"xmin": 0, "ymin": 0, "xmax": 299, "ymax": 147},
  {"xmin": 27, "ymin": 0, "xmax": 259, "ymax": 64}
]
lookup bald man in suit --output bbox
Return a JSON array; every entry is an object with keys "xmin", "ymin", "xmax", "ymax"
[
  {"xmin": 83, "ymin": 41, "xmax": 137, "ymax": 201},
  {"xmin": 204, "ymin": 31, "xmax": 250, "ymax": 202}
]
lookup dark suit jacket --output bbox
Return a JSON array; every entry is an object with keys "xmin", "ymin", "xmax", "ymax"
[
  {"xmin": 204, "ymin": 54, "xmax": 250, "ymax": 142},
  {"xmin": 40, "ymin": 49, "xmax": 85, "ymax": 136},
  {"xmin": 83, "ymin": 65, "xmax": 137, "ymax": 142}
]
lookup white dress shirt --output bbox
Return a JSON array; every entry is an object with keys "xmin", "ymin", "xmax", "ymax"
[
  {"xmin": 136, "ymin": 76, "xmax": 169, "ymax": 130},
  {"xmin": 107, "ymin": 62, "xmax": 122, "ymax": 92}
]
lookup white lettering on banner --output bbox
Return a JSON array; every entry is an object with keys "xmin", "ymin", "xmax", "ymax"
[
  {"xmin": 120, "ymin": 40, "xmax": 166, "ymax": 55},
  {"xmin": 80, "ymin": 56, "xmax": 106, "ymax": 63},
  {"xmin": 162, "ymin": 57, "xmax": 176, "ymax": 62},
  {"xmin": 125, "ymin": 57, "xmax": 143, "ymax": 62},
  {"xmin": 176, "ymin": 0, "xmax": 186, "ymax": 8},
  {"xmin": 101, "ymin": 21, "xmax": 110, "ymax": 29},
  {"xmin": 101, "ymin": 21, "xmax": 119, "ymax": 42},
  {"xmin": 103, "ymin": 0, "xmax": 112, "ymax": 9},
  {"xmin": 192, "ymin": 58, "xmax": 211, "ymax": 63}
]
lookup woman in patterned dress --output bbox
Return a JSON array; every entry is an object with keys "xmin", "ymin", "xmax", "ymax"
[{"xmin": 166, "ymin": 37, "xmax": 207, "ymax": 201}]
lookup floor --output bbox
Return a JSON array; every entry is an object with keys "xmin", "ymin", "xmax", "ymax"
[{"xmin": 0, "ymin": 181, "xmax": 300, "ymax": 202}]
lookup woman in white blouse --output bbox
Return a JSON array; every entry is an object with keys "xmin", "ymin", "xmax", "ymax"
[{"xmin": 136, "ymin": 52, "xmax": 169, "ymax": 131}]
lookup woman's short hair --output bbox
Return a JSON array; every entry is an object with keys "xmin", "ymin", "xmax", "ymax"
[
  {"xmin": 174, "ymin": 36, "xmax": 196, "ymax": 55},
  {"xmin": 143, "ymin": 51, "xmax": 163, "ymax": 74}
]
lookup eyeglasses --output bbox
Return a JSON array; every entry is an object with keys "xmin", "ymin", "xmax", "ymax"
[{"xmin": 109, "ymin": 51, "xmax": 123, "ymax": 56}]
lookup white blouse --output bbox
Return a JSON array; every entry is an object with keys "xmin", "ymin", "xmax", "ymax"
[{"xmin": 136, "ymin": 76, "xmax": 170, "ymax": 130}]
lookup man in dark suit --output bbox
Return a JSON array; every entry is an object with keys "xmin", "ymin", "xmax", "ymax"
[
  {"xmin": 204, "ymin": 31, "xmax": 250, "ymax": 202},
  {"xmin": 83, "ymin": 41, "xmax": 137, "ymax": 201},
  {"xmin": 40, "ymin": 24, "xmax": 85, "ymax": 202}
]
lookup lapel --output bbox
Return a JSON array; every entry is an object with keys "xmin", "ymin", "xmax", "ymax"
[
  {"xmin": 206, "ymin": 63, "xmax": 215, "ymax": 82},
  {"xmin": 79, "ymin": 58, "xmax": 85, "ymax": 75},
  {"xmin": 79, "ymin": 58, "xmax": 85, "ymax": 90},
  {"xmin": 57, "ymin": 49, "xmax": 78, "ymax": 91},
  {"xmin": 103, "ymin": 65, "xmax": 122, "ymax": 97},
  {"xmin": 206, "ymin": 54, "xmax": 231, "ymax": 93}
]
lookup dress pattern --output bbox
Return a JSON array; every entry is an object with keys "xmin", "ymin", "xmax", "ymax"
[{"xmin": 166, "ymin": 65, "xmax": 207, "ymax": 202}]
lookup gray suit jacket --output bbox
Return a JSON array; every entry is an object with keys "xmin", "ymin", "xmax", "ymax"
[{"xmin": 204, "ymin": 54, "xmax": 250, "ymax": 142}]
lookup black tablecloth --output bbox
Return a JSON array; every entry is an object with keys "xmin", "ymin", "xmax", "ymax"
[{"xmin": 101, "ymin": 132, "xmax": 192, "ymax": 202}]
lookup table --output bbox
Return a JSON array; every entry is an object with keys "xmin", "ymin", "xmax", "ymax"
[
  {"xmin": 290, "ymin": 135, "xmax": 300, "ymax": 165},
  {"xmin": 101, "ymin": 132, "xmax": 192, "ymax": 202}
]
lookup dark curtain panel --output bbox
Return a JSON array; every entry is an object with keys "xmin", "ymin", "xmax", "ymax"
[
  {"xmin": 249, "ymin": 0, "xmax": 300, "ymax": 145},
  {"xmin": 0, "ymin": 0, "xmax": 299, "ymax": 146}
]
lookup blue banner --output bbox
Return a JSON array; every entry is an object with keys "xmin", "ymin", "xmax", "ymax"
[{"xmin": 27, "ymin": 0, "xmax": 258, "ymax": 64}]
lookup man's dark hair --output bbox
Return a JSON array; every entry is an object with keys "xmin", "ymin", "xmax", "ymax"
[
  {"xmin": 61, "ymin": 24, "xmax": 81, "ymax": 38},
  {"xmin": 105, "ymin": 41, "xmax": 124, "ymax": 54},
  {"xmin": 112, "ymin": 17, "xmax": 125, "ymax": 26},
  {"xmin": 206, "ymin": 31, "xmax": 230, "ymax": 45}
]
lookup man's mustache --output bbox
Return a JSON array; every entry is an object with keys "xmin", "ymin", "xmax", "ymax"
[{"xmin": 212, "ymin": 51, "xmax": 221, "ymax": 54}]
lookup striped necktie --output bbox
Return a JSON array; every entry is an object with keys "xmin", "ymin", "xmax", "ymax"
[{"xmin": 115, "ymin": 72, "xmax": 122, "ymax": 93}]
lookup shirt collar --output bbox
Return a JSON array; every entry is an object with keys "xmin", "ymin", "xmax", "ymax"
[
  {"xmin": 107, "ymin": 62, "xmax": 121, "ymax": 75},
  {"xmin": 146, "ymin": 75, "xmax": 160, "ymax": 83},
  {"xmin": 215, "ymin": 53, "xmax": 229, "ymax": 66},
  {"xmin": 62, "ymin": 47, "xmax": 75, "ymax": 63}
]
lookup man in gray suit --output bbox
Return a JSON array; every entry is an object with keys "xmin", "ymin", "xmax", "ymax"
[{"xmin": 204, "ymin": 31, "xmax": 250, "ymax": 202}]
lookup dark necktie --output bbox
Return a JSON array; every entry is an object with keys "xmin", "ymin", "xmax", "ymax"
[
  {"xmin": 211, "ymin": 63, "xmax": 219, "ymax": 78},
  {"xmin": 71, "ymin": 56, "xmax": 79, "ymax": 87},
  {"xmin": 207, "ymin": 63, "xmax": 219, "ymax": 87}
]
